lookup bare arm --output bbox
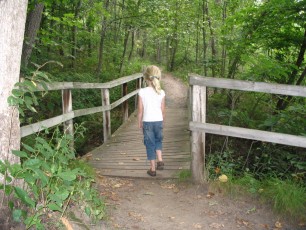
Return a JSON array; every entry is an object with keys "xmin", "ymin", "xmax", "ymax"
[
  {"xmin": 161, "ymin": 96, "xmax": 165, "ymax": 125},
  {"xmin": 137, "ymin": 95, "xmax": 143, "ymax": 129}
]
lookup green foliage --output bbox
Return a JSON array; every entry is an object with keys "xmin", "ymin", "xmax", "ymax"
[
  {"xmin": 0, "ymin": 126, "xmax": 105, "ymax": 229},
  {"xmin": 233, "ymin": 173, "xmax": 261, "ymax": 194},
  {"xmin": 261, "ymin": 178, "xmax": 306, "ymax": 221},
  {"xmin": 7, "ymin": 70, "xmax": 50, "ymax": 117},
  {"xmin": 177, "ymin": 169, "xmax": 192, "ymax": 183},
  {"xmin": 206, "ymin": 150, "xmax": 242, "ymax": 179},
  {"xmin": 260, "ymin": 103, "xmax": 306, "ymax": 136}
]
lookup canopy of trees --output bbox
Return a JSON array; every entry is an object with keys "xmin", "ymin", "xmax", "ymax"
[{"xmin": 23, "ymin": 0, "xmax": 305, "ymax": 90}]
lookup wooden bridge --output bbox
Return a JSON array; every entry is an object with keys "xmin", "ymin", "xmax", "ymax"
[{"xmin": 20, "ymin": 73, "xmax": 306, "ymax": 183}]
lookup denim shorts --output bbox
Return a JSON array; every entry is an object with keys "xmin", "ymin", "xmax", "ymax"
[{"xmin": 142, "ymin": 121, "xmax": 163, "ymax": 160}]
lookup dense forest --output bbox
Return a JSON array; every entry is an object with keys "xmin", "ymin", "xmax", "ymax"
[{"xmin": 0, "ymin": 0, "xmax": 305, "ymax": 228}]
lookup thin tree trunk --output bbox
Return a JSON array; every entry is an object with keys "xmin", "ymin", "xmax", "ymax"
[
  {"xmin": 128, "ymin": 29, "xmax": 135, "ymax": 61},
  {"xmin": 71, "ymin": 0, "xmax": 82, "ymax": 69},
  {"xmin": 220, "ymin": 0, "xmax": 227, "ymax": 78},
  {"xmin": 166, "ymin": 36, "xmax": 170, "ymax": 69},
  {"xmin": 141, "ymin": 31, "xmax": 147, "ymax": 58},
  {"xmin": 202, "ymin": 0, "xmax": 208, "ymax": 76},
  {"xmin": 169, "ymin": 0, "xmax": 179, "ymax": 71},
  {"xmin": 119, "ymin": 26, "xmax": 131, "ymax": 75},
  {"xmin": 21, "ymin": 2, "xmax": 44, "ymax": 68},
  {"xmin": 205, "ymin": 1, "xmax": 217, "ymax": 78},
  {"xmin": 0, "ymin": 0, "xmax": 27, "ymax": 190},
  {"xmin": 96, "ymin": 0, "xmax": 110, "ymax": 76},
  {"xmin": 195, "ymin": 2, "xmax": 201, "ymax": 64}
]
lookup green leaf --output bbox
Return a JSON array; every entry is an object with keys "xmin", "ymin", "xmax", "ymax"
[
  {"xmin": 57, "ymin": 171, "xmax": 77, "ymax": 181},
  {"xmin": 4, "ymin": 184, "xmax": 13, "ymax": 195},
  {"xmin": 55, "ymin": 190, "xmax": 70, "ymax": 201},
  {"xmin": 14, "ymin": 187, "xmax": 35, "ymax": 208},
  {"xmin": 8, "ymin": 201, "xmax": 14, "ymax": 210},
  {"xmin": 12, "ymin": 89, "xmax": 23, "ymax": 97},
  {"xmin": 24, "ymin": 172, "xmax": 36, "ymax": 185},
  {"xmin": 13, "ymin": 209, "xmax": 23, "ymax": 222},
  {"xmin": 47, "ymin": 203, "xmax": 62, "ymax": 212},
  {"xmin": 12, "ymin": 150, "xmax": 28, "ymax": 158},
  {"xmin": 7, "ymin": 96, "xmax": 18, "ymax": 106},
  {"xmin": 9, "ymin": 164, "xmax": 23, "ymax": 178},
  {"xmin": 18, "ymin": 107, "xmax": 25, "ymax": 117},
  {"xmin": 23, "ymin": 80, "xmax": 37, "ymax": 91},
  {"xmin": 22, "ymin": 143, "xmax": 35, "ymax": 153},
  {"xmin": 85, "ymin": 207, "xmax": 91, "ymax": 216},
  {"xmin": 0, "ymin": 160, "xmax": 7, "ymax": 173},
  {"xmin": 33, "ymin": 169, "xmax": 49, "ymax": 186},
  {"xmin": 23, "ymin": 158, "xmax": 41, "ymax": 168}
]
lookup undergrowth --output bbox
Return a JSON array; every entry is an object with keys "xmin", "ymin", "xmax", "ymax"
[
  {"xmin": 2, "ymin": 69, "xmax": 106, "ymax": 229},
  {"xmin": 0, "ymin": 126, "xmax": 106, "ymax": 229}
]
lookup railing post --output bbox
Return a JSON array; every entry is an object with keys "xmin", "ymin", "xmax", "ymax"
[
  {"xmin": 62, "ymin": 89, "xmax": 74, "ymax": 149},
  {"xmin": 190, "ymin": 84, "xmax": 207, "ymax": 183},
  {"xmin": 102, "ymin": 88, "xmax": 111, "ymax": 142},
  {"xmin": 122, "ymin": 83, "xmax": 128, "ymax": 122}
]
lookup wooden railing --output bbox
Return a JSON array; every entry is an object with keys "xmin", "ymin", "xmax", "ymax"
[
  {"xmin": 189, "ymin": 73, "xmax": 306, "ymax": 183},
  {"xmin": 21, "ymin": 73, "xmax": 143, "ymax": 147}
]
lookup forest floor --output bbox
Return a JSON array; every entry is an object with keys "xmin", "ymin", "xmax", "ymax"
[{"xmin": 87, "ymin": 74, "xmax": 304, "ymax": 230}]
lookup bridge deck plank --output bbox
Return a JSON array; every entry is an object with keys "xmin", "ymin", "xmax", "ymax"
[{"xmin": 87, "ymin": 108, "xmax": 190, "ymax": 179}]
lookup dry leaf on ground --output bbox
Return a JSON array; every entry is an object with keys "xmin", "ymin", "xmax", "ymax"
[
  {"xmin": 209, "ymin": 223, "xmax": 224, "ymax": 228},
  {"xmin": 193, "ymin": 223, "xmax": 202, "ymax": 229},
  {"xmin": 128, "ymin": 211, "xmax": 144, "ymax": 222},
  {"xmin": 275, "ymin": 221, "xmax": 282, "ymax": 228}
]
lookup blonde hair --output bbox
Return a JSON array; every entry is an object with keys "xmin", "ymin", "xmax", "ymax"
[{"xmin": 143, "ymin": 65, "xmax": 162, "ymax": 94}]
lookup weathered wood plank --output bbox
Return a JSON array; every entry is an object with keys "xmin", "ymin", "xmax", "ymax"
[
  {"xmin": 189, "ymin": 122, "xmax": 306, "ymax": 148},
  {"xmin": 189, "ymin": 74, "xmax": 306, "ymax": 97},
  {"xmin": 21, "ymin": 112, "xmax": 74, "ymax": 137},
  {"xmin": 95, "ymin": 169, "xmax": 183, "ymax": 179},
  {"xmin": 35, "ymin": 73, "xmax": 143, "ymax": 91}
]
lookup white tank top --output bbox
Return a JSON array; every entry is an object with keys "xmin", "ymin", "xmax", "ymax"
[{"xmin": 139, "ymin": 87, "xmax": 165, "ymax": 122}]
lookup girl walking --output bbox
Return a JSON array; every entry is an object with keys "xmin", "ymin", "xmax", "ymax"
[{"xmin": 138, "ymin": 65, "xmax": 165, "ymax": 176}]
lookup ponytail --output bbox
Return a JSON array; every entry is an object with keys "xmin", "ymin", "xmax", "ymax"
[
  {"xmin": 152, "ymin": 77, "xmax": 161, "ymax": 95},
  {"xmin": 143, "ymin": 65, "xmax": 162, "ymax": 95}
]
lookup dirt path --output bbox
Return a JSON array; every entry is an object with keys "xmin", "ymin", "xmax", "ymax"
[{"xmin": 97, "ymin": 74, "xmax": 298, "ymax": 230}]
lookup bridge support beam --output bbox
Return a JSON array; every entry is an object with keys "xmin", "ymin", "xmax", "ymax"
[
  {"xmin": 190, "ymin": 84, "xmax": 207, "ymax": 183},
  {"xmin": 102, "ymin": 88, "xmax": 111, "ymax": 142},
  {"xmin": 62, "ymin": 89, "xmax": 74, "ymax": 149}
]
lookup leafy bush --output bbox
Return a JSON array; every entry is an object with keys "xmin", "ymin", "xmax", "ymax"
[{"xmin": 0, "ymin": 126, "xmax": 105, "ymax": 229}]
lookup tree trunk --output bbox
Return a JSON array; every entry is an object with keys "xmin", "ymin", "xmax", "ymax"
[
  {"xmin": 119, "ymin": 26, "xmax": 131, "ymax": 75},
  {"xmin": 202, "ymin": 0, "xmax": 208, "ymax": 76},
  {"xmin": 0, "ymin": 0, "xmax": 27, "ymax": 189},
  {"xmin": 169, "ymin": 37, "xmax": 178, "ymax": 71},
  {"xmin": 96, "ymin": 0, "xmax": 110, "ymax": 76},
  {"xmin": 21, "ymin": 2, "xmax": 44, "ymax": 68},
  {"xmin": 71, "ymin": 0, "xmax": 82, "ymax": 69},
  {"xmin": 220, "ymin": 0, "xmax": 227, "ymax": 78},
  {"xmin": 128, "ymin": 29, "xmax": 135, "ymax": 61},
  {"xmin": 205, "ymin": 1, "xmax": 217, "ymax": 78},
  {"xmin": 141, "ymin": 31, "xmax": 147, "ymax": 58}
]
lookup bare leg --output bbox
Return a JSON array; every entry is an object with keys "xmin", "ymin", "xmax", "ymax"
[
  {"xmin": 156, "ymin": 150, "xmax": 163, "ymax": 162},
  {"xmin": 150, "ymin": 159, "xmax": 156, "ymax": 171}
]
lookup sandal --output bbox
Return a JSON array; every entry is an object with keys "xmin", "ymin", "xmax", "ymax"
[
  {"xmin": 147, "ymin": 169, "xmax": 156, "ymax": 177},
  {"xmin": 156, "ymin": 161, "xmax": 164, "ymax": 170}
]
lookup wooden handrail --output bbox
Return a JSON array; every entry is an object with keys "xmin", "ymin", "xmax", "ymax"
[
  {"xmin": 189, "ymin": 74, "xmax": 306, "ymax": 183},
  {"xmin": 21, "ymin": 73, "xmax": 143, "ymax": 145},
  {"xmin": 34, "ymin": 73, "xmax": 143, "ymax": 91}
]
